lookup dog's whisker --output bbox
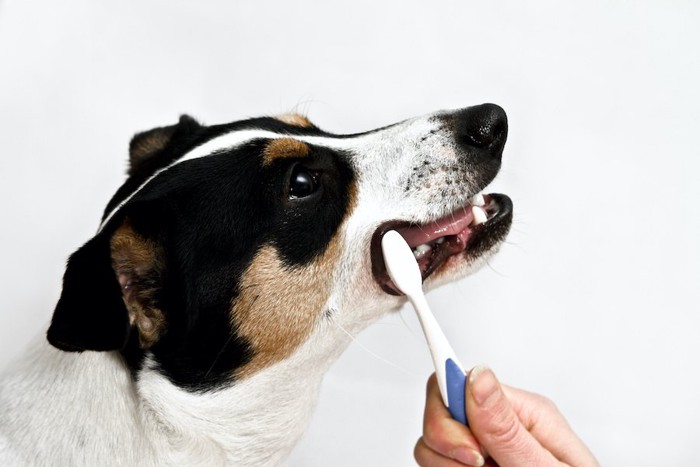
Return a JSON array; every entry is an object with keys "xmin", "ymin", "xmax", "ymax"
[
  {"xmin": 238, "ymin": 282, "xmax": 261, "ymax": 293},
  {"xmin": 329, "ymin": 315, "xmax": 419, "ymax": 378},
  {"xmin": 291, "ymin": 98, "xmax": 321, "ymax": 116},
  {"xmin": 451, "ymin": 281, "xmax": 471, "ymax": 304},
  {"xmin": 486, "ymin": 260, "xmax": 508, "ymax": 277},
  {"xmin": 510, "ymin": 226, "xmax": 529, "ymax": 236},
  {"xmin": 203, "ymin": 333, "xmax": 235, "ymax": 381},
  {"xmin": 374, "ymin": 180, "xmax": 405, "ymax": 191},
  {"xmin": 396, "ymin": 308, "xmax": 425, "ymax": 344}
]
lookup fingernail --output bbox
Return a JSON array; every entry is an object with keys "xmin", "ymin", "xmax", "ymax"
[
  {"xmin": 450, "ymin": 446, "xmax": 485, "ymax": 466},
  {"xmin": 469, "ymin": 366, "xmax": 500, "ymax": 407}
]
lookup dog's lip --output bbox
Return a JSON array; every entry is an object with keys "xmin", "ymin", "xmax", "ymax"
[{"xmin": 370, "ymin": 194, "xmax": 512, "ymax": 296}]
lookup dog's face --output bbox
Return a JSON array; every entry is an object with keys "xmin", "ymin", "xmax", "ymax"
[{"xmin": 47, "ymin": 105, "xmax": 512, "ymax": 391}]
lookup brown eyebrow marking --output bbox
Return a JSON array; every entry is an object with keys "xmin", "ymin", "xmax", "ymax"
[
  {"xmin": 262, "ymin": 138, "xmax": 310, "ymax": 166},
  {"xmin": 275, "ymin": 113, "xmax": 314, "ymax": 128}
]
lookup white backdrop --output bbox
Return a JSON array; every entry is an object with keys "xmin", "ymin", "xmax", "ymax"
[{"xmin": 1, "ymin": 1, "xmax": 699, "ymax": 465}]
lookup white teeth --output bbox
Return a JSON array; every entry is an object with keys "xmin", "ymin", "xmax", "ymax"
[
  {"xmin": 413, "ymin": 243, "xmax": 432, "ymax": 259},
  {"xmin": 471, "ymin": 193, "xmax": 485, "ymax": 206},
  {"xmin": 472, "ymin": 206, "xmax": 488, "ymax": 225},
  {"xmin": 435, "ymin": 237, "xmax": 445, "ymax": 244}
]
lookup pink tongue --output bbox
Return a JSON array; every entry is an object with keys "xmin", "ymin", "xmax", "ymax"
[{"xmin": 396, "ymin": 207, "xmax": 474, "ymax": 247}]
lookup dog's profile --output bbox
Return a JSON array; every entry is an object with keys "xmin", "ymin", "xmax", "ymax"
[{"xmin": 0, "ymin": 105, "xmax": 512, "ymax": 466}]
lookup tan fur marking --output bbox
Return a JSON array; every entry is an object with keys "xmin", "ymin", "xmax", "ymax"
[
  {"xmin": 110, "ymin": 220, "xmax": 166, "ymax": 349},
  {"xmin": 232, "ymin": 184, "xmax": 357, "ymax": 379},
  {"xmin": 262, "ymin": 138, "xmax": 310, "ymax": 166},
  {"xmin": 275, "ymin": 113, "xmax": 314, "ymax": 128},
  {"xmin": 232, "ymin": 238, "xmax": 341, "ymax": 379},
  {"xmin": 130, "ymin": 131, "xmax": 172, "ymax": 164}
]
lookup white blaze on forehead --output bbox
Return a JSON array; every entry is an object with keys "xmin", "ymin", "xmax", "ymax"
[
  {"xmin": 98, "ymin": 113, "xmax": 445, "ymax": 232},
  {"xmin": 98, "ymin": 130, "xmax": 356, "ymax": 232}
]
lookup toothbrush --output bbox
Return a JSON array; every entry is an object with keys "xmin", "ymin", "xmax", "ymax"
[{"xmin": 381, "ymin": 230, "xmax": 468, "ymax": 425}]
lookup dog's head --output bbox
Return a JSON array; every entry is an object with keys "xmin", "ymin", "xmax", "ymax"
[{"xmin": 47, "ymin": 105, "xmax": 512, "ymax": 390}]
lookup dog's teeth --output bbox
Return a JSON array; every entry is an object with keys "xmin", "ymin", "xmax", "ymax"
[
  {"xmin": 472, "ymin": 206, "xmax": 488, "ymax": 225},
  {"xmin": 435, "ymin": 237, "xmax": 446, "ymax": 244},
  {"xmin": 413, "ymin": 243, "xmax": 432, "ymax": 259},
  {"xmin": 471, "ymin": 193, "xmax": 485, "ymax": 206}
]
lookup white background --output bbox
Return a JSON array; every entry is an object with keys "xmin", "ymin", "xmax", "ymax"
[{"xmin": 1, "ymin": 1, "xmax": 699, "ymax": 465}]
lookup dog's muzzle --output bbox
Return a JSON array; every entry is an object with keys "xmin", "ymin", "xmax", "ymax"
[{"xmin": 370, "ymin": 103, "xmax": 513, "ymax": 295}]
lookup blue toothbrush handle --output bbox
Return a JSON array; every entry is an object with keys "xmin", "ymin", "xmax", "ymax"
[{"xmin": 445, "ymin": 358, "xmax": 468, "ymax": 425}]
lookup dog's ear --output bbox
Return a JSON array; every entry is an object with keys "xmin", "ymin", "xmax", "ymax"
[
  {"xmin": 128, "ymin": 114, "xmax": 201, "ymax": 176},
  {"xmin": 47, "ymin": 232, "xmax": 131, "ymax": 352},
  {"xmin": 109, "ymin": 219, "xmax": 167, "ymax": 350},
  {"xmin": 47, "ymin": 218, "xmax": 167, "ymax": 352}
]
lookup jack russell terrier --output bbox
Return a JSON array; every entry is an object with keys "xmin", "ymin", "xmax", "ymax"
[{"xmin": 0, "ymin": 104, "xmax": 512, "ymax": 466}]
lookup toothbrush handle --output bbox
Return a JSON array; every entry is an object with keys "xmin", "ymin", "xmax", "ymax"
[
  {"xmin": 445, "ymin": 358, "xmax": 468, "ymax": 425},
  {"xmin": 410, "ymin": 294, "xmax": 469, "ymax": 426}
]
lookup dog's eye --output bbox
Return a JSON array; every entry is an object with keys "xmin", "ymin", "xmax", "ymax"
[{"xmin": 289, "ymin": 166, "xmax": 318, "ymax": 199}]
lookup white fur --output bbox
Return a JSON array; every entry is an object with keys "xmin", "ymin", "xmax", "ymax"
[{"xmin": 1, "ymin": 109, "xmax": 505, "ymax": 466}]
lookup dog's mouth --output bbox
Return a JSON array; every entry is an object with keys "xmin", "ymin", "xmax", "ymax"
[{"xmin": 371, "ymin": 193, "xmax": 513, "ymax": 295}]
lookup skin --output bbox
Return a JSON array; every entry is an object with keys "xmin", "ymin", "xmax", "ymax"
[{"xmin": 415, "ymin": 368, "xmax": 599, "ymax": 467}]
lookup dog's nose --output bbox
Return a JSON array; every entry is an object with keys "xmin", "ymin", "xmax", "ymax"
[{"xmin": 453, "ymin": 103, "xmax": 508, "ymax": 153}]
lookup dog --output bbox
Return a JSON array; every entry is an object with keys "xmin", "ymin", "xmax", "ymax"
[{"xmin": 0, "ymin": 104, "xmax": 512, "ymax": 466}]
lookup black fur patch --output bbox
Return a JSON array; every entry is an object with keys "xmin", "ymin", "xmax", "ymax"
[
  {"xmin": 47, "ymin": 232, "xmax": 131, "ymax": 352},
  {"xmin": 137, "ymin": 141, "xmax": 353, "ymax": 389},
  {"xmin": 50, "ymin": 117, "xmax": 355, "ymax": 391}
]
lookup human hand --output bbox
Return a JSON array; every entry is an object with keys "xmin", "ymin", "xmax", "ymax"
[{"xmin": 414, "ymin": 367, "xmax": 598, "ymax": 466}]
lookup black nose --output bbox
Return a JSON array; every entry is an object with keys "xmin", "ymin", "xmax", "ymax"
[{"xmin": 453, "ymin": 103, "xmax": 508, "ymax": 152}]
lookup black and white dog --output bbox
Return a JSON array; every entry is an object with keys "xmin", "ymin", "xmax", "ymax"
[{"xmin": 0, "ymin": 105, "xmax": 512, "ymax": 465}]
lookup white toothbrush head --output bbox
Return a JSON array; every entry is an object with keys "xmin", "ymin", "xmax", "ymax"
[{"xmin": 380, "ymin": 230, "xmax": 423, "ymax": 298}]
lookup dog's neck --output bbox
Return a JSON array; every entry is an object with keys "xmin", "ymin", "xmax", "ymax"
[
  {"xmin": 136, "ymin": 340, "xmax": 336, "ymax": 466},
  {"xmin": 0, "ymin": 334, "xmax": 346, "ymax": 466}
]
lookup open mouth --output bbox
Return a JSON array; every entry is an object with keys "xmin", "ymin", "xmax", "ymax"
[{"xmin": 371, "ymin": 193, "xmax": 513, "ymax": 295}]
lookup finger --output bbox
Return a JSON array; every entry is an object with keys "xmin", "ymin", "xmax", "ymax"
[
  {"xmin": 423, "ymin": 374, "xmax": 485, "ymax": 466},
  {"xmin": 415, "ymin": 437, "xmax": 484, "ymax": 467},
  {"xmin": 501, "ymin": 385, "xmax": 598, "ymax": 466},
  {"xmin": 466, "ymin": 367, "xmax": 560, "ymax": 466}
]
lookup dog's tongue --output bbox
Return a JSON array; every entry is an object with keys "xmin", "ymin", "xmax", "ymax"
[{"xmin": 395, "ymin": 208, "xmax": 474, "ymax": 248}]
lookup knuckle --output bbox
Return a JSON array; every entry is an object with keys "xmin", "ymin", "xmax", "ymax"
[
  {"xmin": 489, "ymin": 411, "xmax": 522, "ymax": 448},
  {"xmin": 535, "ymin": 393, "xmax": 559, "ymax": 415}
]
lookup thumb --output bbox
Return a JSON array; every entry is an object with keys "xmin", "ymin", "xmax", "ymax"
[{"xmin": 466, "ymin": 367, "xmax": 559, "ymax": 467}]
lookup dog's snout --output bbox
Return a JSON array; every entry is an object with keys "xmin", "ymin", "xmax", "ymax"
[{"xmin": 453, "ymin": 103, "xmax": 508, "ymax": 153}]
